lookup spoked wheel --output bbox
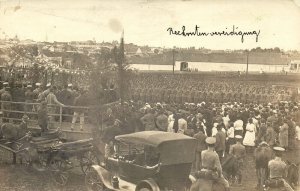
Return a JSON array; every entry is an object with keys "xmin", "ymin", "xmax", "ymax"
[
  {"xmin": 80, "ymin": 151, "xmax": 99, "ymax": 175},
  {"xmin": 19, "ymin": 150, "xmax": 32, "ymax": 174},
  {"xmin": 49, "ymin": 158, "xmax": 70, "ymax": 186},
  {"xmin": 85, "ymin": 168, "xmax": 106, "ymax": 191},
  {"xmin": 32, "ymin": 154, "xmax": 48, "ymax": 172}
]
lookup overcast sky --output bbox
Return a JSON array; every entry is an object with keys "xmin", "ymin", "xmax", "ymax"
[{"xmin": 0, "ymin": 0, "xmax": 300, "ymax": 50}]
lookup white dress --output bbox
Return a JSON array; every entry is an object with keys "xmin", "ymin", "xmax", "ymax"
[
  {"xmin": 243, "ymin": 123, "xmax": 256, "ymax": 146},
  {"xmin": 167, "ymin": 120, "xmax": 175, "ymax": 133},
  {"xmin": 296, "ymin": 125, "xmax": 300, "ymax": 141}
]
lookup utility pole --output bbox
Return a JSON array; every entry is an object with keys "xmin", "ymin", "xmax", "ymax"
[
  {"xmin": 246, "ymin": 51, "xmax": 249, "ymax": 77},
  {"xmin": 172, "ymin": 49, "xmax": 175, "ymax": 75}
]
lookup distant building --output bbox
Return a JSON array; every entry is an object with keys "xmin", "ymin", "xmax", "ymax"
[{"xmin": 290, "ymin": 60, "xmax": 300, "ymax": 72}]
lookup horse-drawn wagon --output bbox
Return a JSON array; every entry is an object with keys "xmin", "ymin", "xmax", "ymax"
[{"xmin": 0, "ymin": 117, "xmax": 99, "ymax": 186}]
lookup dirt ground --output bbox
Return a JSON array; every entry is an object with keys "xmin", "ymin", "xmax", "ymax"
[{"xmin": 0, "ymin": 141, "xmax": 299, "ymax": 191}]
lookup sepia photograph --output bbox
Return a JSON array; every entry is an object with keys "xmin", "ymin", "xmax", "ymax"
[{"xmin": 0, "ymin": 0, "xmax": 300, "ymax": 190}]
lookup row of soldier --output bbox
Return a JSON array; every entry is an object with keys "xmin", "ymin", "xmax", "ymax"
[{"xmin": 130, "ymin": 74, "xmax": 297, "ymax": 104}]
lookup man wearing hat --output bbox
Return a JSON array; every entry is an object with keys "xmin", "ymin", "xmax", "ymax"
[
  {"xmin": 25, "ymin": 84, "xmax": 34, "ymax": 115},
  {"xmin": 267, "ymin": 147, "xmax": 293, "ymax": 191},
  {"xmin": 193, "ymin": 125, "xmax": 207, "ymax": 171},
  {"xmin": 229, "ymin": 135, "xmax": 246, "ymax": 185},
  {"xmin": 45, "ymin": 87, "xmax": 65, "ymax": 129},
  {"xmin": 37, "ymin": 101, "xmax": 48, "ymax": 133},
  {"xmin": 201, "ymin": 137, "xmax": 230, "ymax": 191},
  {"xmin": 33, "ymin": 83, "xmax": 42, "ymax": 100},
  {"xmin": 140, "ymin": 107, "xmax": 156, "ymax": 131},
  {"xmin": 37, "ymin": 83, "xmax": 51, "ymax": 102},
  {"xmin": 1, "ymin": 86, "xmax": 12, "ymax": 123},
  {"xmin": 60, "ymin": 84, "xmax": 73, "ymax": 121},
  {"xmin": 0, "ymin": 82, "xmax": 9, "ymax": 97}
]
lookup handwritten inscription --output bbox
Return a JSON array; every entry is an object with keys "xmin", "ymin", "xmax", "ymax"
[{"xmin": 167, "ymin": 25, "xmax": 261, "ymax": 43}]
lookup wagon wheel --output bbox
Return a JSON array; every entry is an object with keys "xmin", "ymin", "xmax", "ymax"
[
  {"xmin": 32, "ymin": 154, "xmax": 48, "ymax": 172},
  {"xmin": 85, "ymin": 168, "xmax": 106, "ymax": 191},
  {"xmin": 80, "ymin": 151, "xmax": 100, "ymax": 175},
  {"xmin": 49, "ymin": 158, "xmax": 70, "ymax": 186}
]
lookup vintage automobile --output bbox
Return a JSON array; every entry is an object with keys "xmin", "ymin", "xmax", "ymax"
[{"xmin": 85, "ymin": 131, "xmax": 197, "ymax": 191}]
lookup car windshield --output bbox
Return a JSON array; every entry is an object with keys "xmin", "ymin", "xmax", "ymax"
[{"xmin": 116, "ymin": 141, "xmax": 160, "ymax": 167}]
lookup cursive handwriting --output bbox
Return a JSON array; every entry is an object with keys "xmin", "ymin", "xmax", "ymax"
[{"xmin": 167, "ymin": 25, "xmax": 260, "ymax": 43}]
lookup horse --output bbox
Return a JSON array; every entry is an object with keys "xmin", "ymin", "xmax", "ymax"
[
  {"xmin": 221, "ymin": 154, "xmax": 239, "ymax": 184},
  {"xmin": 254, "ymin": 143, "xmax": 273, "ymax": 189},
  {"xmin": 189, "ymin": 174, "xmax": 226, "ymax": 191},
  {"xmin": 0, "ymin": 116, "xmax": 29, "ymax": 142},
  {"xmin": 286, "ymin": 161, "xmax": 299, "ymax": 189},
  {"xmin": 0, "ymin": 116, "xmax": 32, "ymax": 164}
]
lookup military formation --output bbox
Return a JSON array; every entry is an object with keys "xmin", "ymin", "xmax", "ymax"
[{"xmin": 130, "ymin": 74, "xmax": 297, "ymax": 104}]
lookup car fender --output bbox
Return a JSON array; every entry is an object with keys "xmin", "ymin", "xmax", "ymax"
[
  {"xmin": 90, "ymin": 165, "xmax": 114, "ymax": 189},
  {"xmin": 135, "ymin": 178, "xmax": 160, "ymax": 191}
]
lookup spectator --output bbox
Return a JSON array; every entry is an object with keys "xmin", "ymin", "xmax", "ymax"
[
  {"xmin": 226, "ymin": 121, "xmax": 235, "ymax": 153},
  {"xmin": 278, "ymin": 119, "xmax": 289, "ymax": 149},
  {"xmin": 37, "ymin": 101, "xmax": 48, "ymax": 133},
  {"xmin": 45, "ymin": 87, "xmax": 65, "ymax": 129},
  {"xmin": 155, "ymin": 110, "xmax": 168, "ymax": 131},
  {"xmin": 71, "ymin": 90, "xmax": 89, "ymax": 131},
  {"xmin": 215, "ymin": 124, "xmax": 226, "ymax": 160},
  {"xmin": 243, "ymin": 118, "xmax": 256, "ymax": 153},
  {"xmin": 193, "ymin": 124, "xmax": 207, "ymax": 171},
  {"xmin": 265, "ymin": 122, "xmax": 276, "ymax": 147},
  {"xmin": 140, "ymin": 108, "xmax": 156, "ymax": 131},
  {"xmin": 1, "ymin": 86, "xmax": 12, "ymax": 123},
  {"xmin": 178, "ymin": 113, "xmax": 188, "ymax": 134},
  {"xmin": 256, "ymin": 118, "xmax": 267, "ymax": 144},
  {"xmin": 234, "ymin": 115, "xmax": 244, "ymax": 136}
]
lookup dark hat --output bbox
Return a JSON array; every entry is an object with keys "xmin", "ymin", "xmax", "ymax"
[{"xmin": 205, "ymin": 137, "xmax": 216, "ymax": 145}]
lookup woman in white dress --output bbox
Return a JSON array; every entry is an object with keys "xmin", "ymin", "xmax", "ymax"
[
  {"xmin": 295, "ymin": 122, "xmax": 300, "ymax": 141},
  {"xmin": 243, "ymin": 118, "xmax": 256, "ymax": 153}
]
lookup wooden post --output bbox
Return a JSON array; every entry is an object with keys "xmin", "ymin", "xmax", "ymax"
[
  {"xmin": 13, "ymin": 153, "xmax": 16, "ymax": 164},
  {"xmin": 59, "ymin": 106, "xmax": 62, "ymax": 126}
]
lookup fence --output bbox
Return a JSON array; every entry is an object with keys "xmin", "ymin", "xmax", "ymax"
[{"xmin": 0, "ymin": 100, "xmax": 120, "ymax": 131}]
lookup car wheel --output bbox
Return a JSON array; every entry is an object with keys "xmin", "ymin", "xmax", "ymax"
[{"xmin": 85, "ymin": 168, "xmax": 106, "ymax": 191}]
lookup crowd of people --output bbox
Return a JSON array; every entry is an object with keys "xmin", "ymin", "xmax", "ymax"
[
  {"xmin": 101, "ymin": 89, "xmax": 300, "ymax": 190},
  {"xmin": 103, "ymin": 75, "xmax": 300, "ymax": 189},
  {"xmin": 0, "ymin": 81, "xmax": 86, "ymax": 130},
  {"xmin": 0, "ymin": 79, "xmax": 120, "ymax": 131},
  {"xmin": 0, "ymin": 71, "xmax": 299, "ymax": 190}
]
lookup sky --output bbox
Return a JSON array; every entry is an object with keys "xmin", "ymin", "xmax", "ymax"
[{"xmin": 0, "ymin": 0, "xmax": 300, "ymax": 50}]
